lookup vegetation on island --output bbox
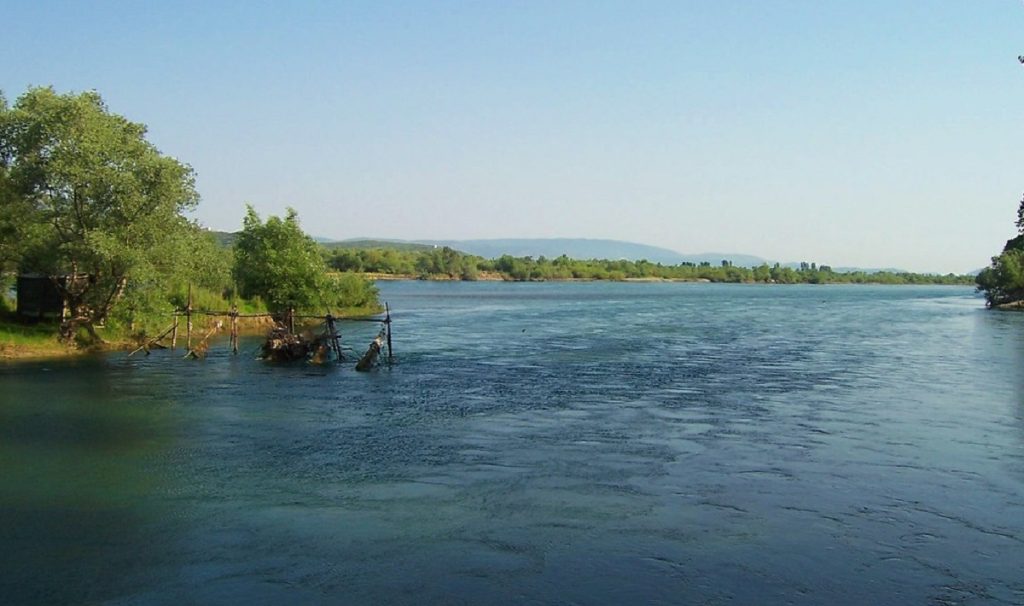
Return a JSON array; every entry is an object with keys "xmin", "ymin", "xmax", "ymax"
[
  {"xmin": 0, "ymin": 86, "xmax": 378, "ymax": 355},
  {"xmin": 976, "ymin": 195, "xmax": 1024, "ymax": 307},
  {"xmin": 323, "ymin": 246, "xmax": 972, "ymax": 285}
]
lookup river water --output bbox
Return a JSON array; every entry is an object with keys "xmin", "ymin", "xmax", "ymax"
[{"xmin": 1, "ymin": 282, "xmax": 1022, "ymax": 605}]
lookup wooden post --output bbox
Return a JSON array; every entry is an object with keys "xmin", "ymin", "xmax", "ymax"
[
  {"xmin": 230, "ymin": 305, "xmax": 239, "ymax": 354},
  {"xmin": 385, "ymin": 302, "xmax": 393, "ymax": 364},
  {"xmin": 355, "ymin": 330, "xmax": 385, "ymax": 372},
  {"xmin": 288, "ymin": 307, "xmax": 295, "ymax": 334},
  {"xmin": 128, "ymin": 322, "xmax": 178, "ymax": 357},
  {"xmin": 325, "ymin": 313, "xmax": 342, "ymax": 360},
  {"xmin": 171, "ymin": 314, "xmax": 178, "ymax": 350},
  {"xmin": 186, "ymin": 283, "xmax": 193, "ymax": 350},
  {"xmin": 183, "ymin": 321, "xmax": 222, "ymax": 360}
]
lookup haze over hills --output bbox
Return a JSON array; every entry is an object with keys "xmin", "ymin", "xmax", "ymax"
[
  {"xmin": 405, "ymin": 238, "xmax": 922, "ymax": 273},
  {"xmin": 335, "ymin": 237, "xmax": 893, "ymax": 271},
  {"xmin": 412, "ymin": 238, "xmax": 767, "ymax": 267},
  {"xmin": 214, "ymin": 231, "xmax": 920, "ymax": 273}
]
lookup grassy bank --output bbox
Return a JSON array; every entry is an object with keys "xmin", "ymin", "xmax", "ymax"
[
  {"xmin": 0, "ymin": 299, "xmax": 385, "ymax": 361},
  {"xmin": 0, "ymin": 317, "xmax": 80, "ymax": 360}
]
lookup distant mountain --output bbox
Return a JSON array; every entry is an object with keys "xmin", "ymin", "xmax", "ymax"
[
  {"xmin": 415, "ymin": 238, "xmax": 679, "ymax": 263},
  {"xmin": 411, "ymin": 238, "xmax": 768, "ymax": 267},
  {"xmin": 681, "ymin": 252, "xmax": 770, "ymax": 267},
  {"xmin": 829, "ymin": 266, "xmax": 908, "ymax": 274},
  {"xmin": 206, "ymin": 232, "xmax": 438, "ymax": 253},
  {"xmin": 209, "ymin": 230, "xmax": 237, "ymax": 248},
  {"xmin": 324, "ymin": 239, "xmax": 440, "ymax": 252},
  {"xmin": 232, "ymin": 232, "xmax": 931, "ymax": 274}
]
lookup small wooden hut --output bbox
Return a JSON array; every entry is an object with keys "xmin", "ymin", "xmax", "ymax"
[{"xmin": 15, "ymin": 274, "xmax": 66, "ymax": 319}]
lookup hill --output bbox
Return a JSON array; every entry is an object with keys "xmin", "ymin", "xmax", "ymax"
[
  {"xmin": 413, "ymin": 238, "xmax": 767, "ymax": 266},
  {"xmin": 213, "ymin": 231, "xmax": 928, "ymax": 274},
  {"xmin": 210, "ymin": 230, "xmax": 238, "ymax": 248},
  {"xmin": 322, "ymin": 239, "xmax": 441, "ymax": 252},
  {"xmin": 206, "ymin": 233, "xmax": 442, "ymax": 254}
]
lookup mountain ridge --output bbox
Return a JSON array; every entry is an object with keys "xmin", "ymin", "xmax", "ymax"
[{"xmin": 211, "ymin": 231, "xmax": 920, "ymax": 274}]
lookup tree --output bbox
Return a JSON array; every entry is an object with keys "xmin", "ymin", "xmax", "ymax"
[
  {"xmin": 1016, "ymin": 193, "xmax": 1024, "ymax": 234},
  {"xmin": 233, "ymin": 205, "xmax": 379, "ymax": 314},
  {"xmin": 0, "ymin": 87, "xmax": 199, "ymax": 339},
  {"xmin": 977, "ymin": 250, "xmax": 1024, "ymax": 306},
  {"xmin": 234, "ymin": 206, "xmax": 326, "ymax": 312},
  {"xmin": 977, "ymin": 193, "xmax": 1024, "ymax": 306}
]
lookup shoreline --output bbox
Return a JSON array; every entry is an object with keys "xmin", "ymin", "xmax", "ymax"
[
  {"xmin": 366, "ymin": 273, "xmax": 712, "ymax": 283},
  {"xmin": 365, "ymin": 275, "xmax": 969, "ymax": 286},
  {"xmin": 0, "ymin": 312, "xmax": 381, "ymax": 363},
  {"xmin": 1, "ymin": 282, "xmax": 978, "ymax": 362}
]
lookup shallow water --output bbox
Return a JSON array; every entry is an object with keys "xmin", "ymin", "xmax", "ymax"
[{"xmin": 1, "ymin": 282, "xmax": 1022, "ymax": 605}]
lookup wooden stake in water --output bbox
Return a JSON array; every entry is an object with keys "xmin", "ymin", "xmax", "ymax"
[
  {"xmin": 326, "ymin": 313, "xmax": 342, "ymax": 360},
  {"xmin": 230, "ymin": 304, "xmax": 239, "ymax": 354},
  {"xmin": 385, "ymin": 302, "xmax": 393, "ymax": 364},
  {"xmin": 186, "ymin": 283, "xmax": 193, "ymax": 350}
]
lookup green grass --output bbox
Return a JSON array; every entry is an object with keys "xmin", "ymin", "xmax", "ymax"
[
  {"xmin": 0, "ymin": 284, "xmax": 380, "ymax": 358},
  {"xmin": 0, "ymin": 315, "xmax": 68, "ymax": 358}
]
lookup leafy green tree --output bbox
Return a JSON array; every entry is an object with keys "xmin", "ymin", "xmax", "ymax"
[
  {"xmin": 977, "ymin": 193, "xmax": 1024, "ymax": 306},
  {"xmin": 0, "ymin": 87, "xmax": 199, "ymax": 339},
  {"xmin": 112, "ymin": 225, "xmax": 233, "ymax": 334},
  {"xmin": 977, "ymin": 250, "xmax": 1024, "ymax": 306},
  {"xmin": 330, "ymin": 272, "xmax": 379, "ymax": 310},
  {"xmin": 1016, "ymin": 193, "xmax": 1024, "ymax": 234},
  {"xmin": 234, "ymin": 206, "xmax": 378, "ymax": 313},
  {"xmin": 329, "ymin": 250, "xmax": 364, "ymax": 272},
  {"xmin": 234, "ymin": 206, "xmax": 327, "ymax": 312}
]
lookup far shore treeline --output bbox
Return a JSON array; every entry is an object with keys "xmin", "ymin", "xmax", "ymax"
[{"xmin": 318, "ymin": 244, "xmax": 972, "ymax": 285}]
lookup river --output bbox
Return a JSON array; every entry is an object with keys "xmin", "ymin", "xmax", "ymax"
[{"xmin": 1, "ymin": 282, "xmax": 1022, "ymax": 605}]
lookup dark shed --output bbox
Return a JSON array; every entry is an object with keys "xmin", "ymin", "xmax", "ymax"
[{"xmin": 16, "ymin": 274, "xmax": 65, "ymax": 319}]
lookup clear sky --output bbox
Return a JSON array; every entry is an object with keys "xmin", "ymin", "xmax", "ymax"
[{"xmin": 4, "ymin": 1, "xmax": 1023, "ymax": 273}]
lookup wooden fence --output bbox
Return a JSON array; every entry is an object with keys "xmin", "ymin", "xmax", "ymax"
[{"xmin": 130, "ymin": 285, "xmax": 393, "ymax": 369}]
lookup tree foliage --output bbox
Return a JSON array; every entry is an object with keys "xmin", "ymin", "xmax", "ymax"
[
  {"xmin": 234, "ymin": 206, "xmax": 379, "ymax": 313},
  {"xmin": 977, "ymin": 194, "xmax": 1024, "ymax": 306},
  {"xmin": 977, "ymin": 250, "xmax": 1024, "ymax": 306},
  {"xmin": 1016, "ymin": 193, "xmax": 1024, "ymax": 235},
  {"xmin": 0, "ymin": 86, "xmax": 201, "ymax": 338},
  {"xmin": 325, "ymin": 246, "xmax": 971, "ymax": 285}
]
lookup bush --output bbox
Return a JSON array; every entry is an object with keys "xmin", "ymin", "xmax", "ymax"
[
  {"xmin": 328, "ymin": 273, "xmax": 380, "ymax": 312},
  {"xmin": 0, "ymin": 275, "xmax": 13, "ymax": 314},
  {"xmin": 977, "ymin": 250, "xmax": 1024, "ymax": 306}
]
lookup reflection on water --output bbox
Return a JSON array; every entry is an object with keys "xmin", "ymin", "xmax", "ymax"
[
  {"xmin": 0, "ymin": 358, "xmax": 182, "ymax": 604},
  {"xmin": 1, "ymin": 283, "xmax": 1022, "ymax": 605}
]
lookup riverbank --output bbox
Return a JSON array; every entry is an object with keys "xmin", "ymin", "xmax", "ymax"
[
  {"xmin": 362, "ymin": 272, "xmax": 969, "ymax": 286},
  {"xmin": 993, "ymin": 299, "xmax": 1024, "ymax": 310},
  {"xmin": 0, "ymin": 319, "xmax": 78, "ymax": 361},
  {"xmin": 365, "ymin": 273, "xmax": 713, "ymax": 283},
  {"xmin": 0, "ymin": 313, "xmax": 371, "ymax": 361}
]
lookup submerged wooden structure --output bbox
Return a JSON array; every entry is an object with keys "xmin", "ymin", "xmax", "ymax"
[{"xmin": 129, "ymin": 286, "xmax": 394, "ymax": 371}]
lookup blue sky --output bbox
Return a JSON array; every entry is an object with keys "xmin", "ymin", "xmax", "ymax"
[{"xmin": 4, "ymin": 1, "xmax": 1023, "ymax": 272}]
